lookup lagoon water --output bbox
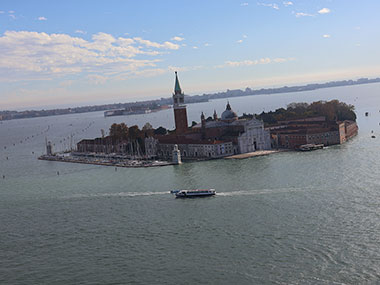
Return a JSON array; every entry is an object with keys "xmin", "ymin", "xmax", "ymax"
[{"xmin": 1, "ymin": 83, "xmax": 380, "ymax": 284}]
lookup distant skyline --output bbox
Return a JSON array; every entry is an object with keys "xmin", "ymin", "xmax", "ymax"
[{"xmin": 1, "ymin": 0, "xmax": 380, "ymax": 110}]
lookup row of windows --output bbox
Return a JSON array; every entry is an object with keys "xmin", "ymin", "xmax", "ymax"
[{"xmin": 308, "ymin": 133, "xmax": 337, "ymax": 139}]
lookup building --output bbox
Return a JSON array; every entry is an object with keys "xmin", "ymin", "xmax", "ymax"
[
  {"xmin": 173, "ymin": 71, "xmax": 188, "ymax": 134},
  {"xmin": 270, "ymin": 118, "xmax": 358, "ymax": 149},
  {"xmin": 145, "ymin": 72, "xmax": 271, "ymax": 160}
]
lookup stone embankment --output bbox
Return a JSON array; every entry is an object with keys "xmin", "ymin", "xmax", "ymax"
[
  {"xmin": 38, "ymin": 154, "xmax": 174, "ymax": 168},
  {"xmin": 225, "ymin": 149, "xmax": 287, "ymax": 159}
]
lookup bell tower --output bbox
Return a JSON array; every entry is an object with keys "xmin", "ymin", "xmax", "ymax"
[{"xmin": 173, "ymin": 71, "xmax": 188, "ymax": 134}]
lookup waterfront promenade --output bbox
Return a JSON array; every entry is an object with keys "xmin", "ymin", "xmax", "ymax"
[
  {"xmin": 225, "ymin": 149, "xmax": 287, "ymax": 159},
  {"xmin": 38, "ymin": 154, "xmax": 174, "ymax": 168}
]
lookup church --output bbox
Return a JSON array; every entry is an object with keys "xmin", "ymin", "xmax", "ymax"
[{"xmin": 145, "ymin": 72, "xmax": 271, "ymax": 160}]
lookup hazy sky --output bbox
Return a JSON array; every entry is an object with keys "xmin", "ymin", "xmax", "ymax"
[{"xmin": 1, "ymin": 0, "xmax": 380, "ymax": 110}]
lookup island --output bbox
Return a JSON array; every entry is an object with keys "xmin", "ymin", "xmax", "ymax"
[{"xmin": 39, "ymin": 72, "xmax": 358, "ymax": 167}]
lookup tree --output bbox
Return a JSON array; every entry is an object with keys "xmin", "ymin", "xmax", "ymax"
[
  {"xmin": 257, "ymin": 100, "xmax": 357, "ymax": 125},
  {"xmin": 142, "ymin": 122, "xmax": 153, "ymax": 131},
  {"xmin": 128, "ymin": 125, "xmax": 140, "ymax": 141},
  {"xmin": 154, "ymin": 126, "xmax": 167, "ymax": 135},
  {"xmin": 142, "ymin": 122, "xmax": 154, "ymax": 137},
  {"xmin": 109, "ymin": 123, "xmax": 128, "ymax": 141}
]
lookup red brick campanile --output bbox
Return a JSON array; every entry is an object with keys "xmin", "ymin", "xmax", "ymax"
[{"xmin": 172, "ymin": 71, "xmax": 188, "ymax": 134}]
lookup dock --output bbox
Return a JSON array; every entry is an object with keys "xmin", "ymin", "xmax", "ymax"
[
  {"xmin": 225, "ymin": 150, "xmax": 286, "ymax": 159},
  {"xmin": 38, "ymin": 154, "xmax": 174, "ymax": 168}
]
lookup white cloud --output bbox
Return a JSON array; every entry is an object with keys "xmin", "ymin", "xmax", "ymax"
[
  {"xmin": 171, "ymin": 36, "xmax": 185, "ymax": 41},
  {"xmin": 38, "ymin": 16, "xmax": 47, "ymax": 21},
  {"xmin": 283, "ymin": 1, "xmax": 293, "ymax": 6},
  {"xmin": 294, "ymin": 12, "xmax": 314, "ymax": 17},
  {"xmin": 241, "ymin": 2, "xmax": 249, "ymax": 6},
  {"xmin": 0, "ymin": 11, "xmax": 4, "ymax": 14},
  {"xmin": 75, "ymin": 30, "xmax": 86, "ymax": 34},
  {"xmin": 8, "ymin": 10, "xmax": 14, "ymax": 13},
  {"xmin": 318, "ymin": 8, "xmax": 330, "ymax": 14},
  {"xmin": 133, "ymin": 37, "xmax": 179, "ymax": 49},
  {"xmin": 168, "ymin": 65, "xmax": 203, "ymax": 72},
  {"xmin": 237, "ymin": 39, "xmax": 243, "ymax": 43},
  {"xmin": 193, "ymin": 46, "xmax": 198, "ymax": 49},
  {"xmin": 322, "ymin": 34, "xmax": 331, "ymax": 38},
  {"xmin": 9, "ymin": 14, "xmax": 16, "ymax": 19},
  {"xmin": 257, "ymin": 3, "xmax": 279, "ymax": 10},
  {"xmin": 204, "ymin": 43, "xmax": 211, "ymax": 46},
  {"xmin": 163, "ymin": 41, "xmax": 180, "ymax": 49},
  {"xmin": 243, "ymin": 34, "xmax": 248, "ymax": 38},
  {"xmin": 220, "ymin": 57, "xmax": 295, "ymax": 68},
  {"xmin": 0, "ymin": 31, "xmax": 181, "ymax": 82},
  {"xmin": 87, "ymin": 74, "xmax": 108, "ymax": 85}
]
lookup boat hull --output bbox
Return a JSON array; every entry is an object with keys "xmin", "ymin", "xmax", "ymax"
[{"xmin": 174, "ymin": 189, "xmax": 216, "ymax": 198}]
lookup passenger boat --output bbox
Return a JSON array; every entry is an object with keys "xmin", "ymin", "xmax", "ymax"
[{"xmin": 171, "ymin": 189, "xmax": 216, "ymax": 198}]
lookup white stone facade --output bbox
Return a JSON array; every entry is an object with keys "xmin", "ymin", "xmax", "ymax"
[{"xmin": 238, "ymin": 119, "xmax": 271, "ymax": 153}]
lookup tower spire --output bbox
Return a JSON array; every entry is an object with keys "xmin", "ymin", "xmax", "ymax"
[
  {"xmin": 213, "ymin": 109, "xmax": 218, "ymax": 120},
  {"xmin": 172, "ymin": 71, "xmax": 188, "ymax": 134},
  {"xmin": 174, "ymin": 71, "xmax": 182, "ymax": 95}
]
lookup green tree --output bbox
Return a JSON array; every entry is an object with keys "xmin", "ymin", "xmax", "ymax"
[{"xmin": 154, "ymin": 126, "xmax": 167, "ymax": 135}]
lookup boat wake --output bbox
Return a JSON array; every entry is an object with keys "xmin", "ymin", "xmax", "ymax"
[
  {"xmin": 65, "ymin": 191, "xmax": 169, "ymax": 199},
  {"xmin": 218, "ymin": 187, "xmax": 310, "ymax": 197},
  {"xmin": 65, "ymin": 187, "xmax": 312, "ymax": 200}
]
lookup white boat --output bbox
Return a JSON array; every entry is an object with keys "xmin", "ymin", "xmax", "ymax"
[{"xmin": 173, "ymin": 189, "xmax": 216, "ymax": 198}]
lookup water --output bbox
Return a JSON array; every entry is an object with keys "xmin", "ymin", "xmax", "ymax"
[{"xmin": 1, "ymin": 84, "xmax": 380, "ymax": 284}]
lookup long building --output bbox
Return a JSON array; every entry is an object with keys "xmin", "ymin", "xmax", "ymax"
[{"xmin": 269, "ymin": 117, "xmax": 358, "ymax": 149}]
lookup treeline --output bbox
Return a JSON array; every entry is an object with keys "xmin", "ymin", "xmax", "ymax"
[
  {"xmin": 255, "ymin": 100, "xmax": 356, "ymax": 124},
  {"xmin": 107, "ymin": 123, "xmax": 169, "ymax": 155},
  {"xmin": 109, "ymin": 123, "xmax": 169, "ymax": 140}
]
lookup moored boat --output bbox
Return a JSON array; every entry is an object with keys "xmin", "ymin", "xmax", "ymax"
[
  {"xmin": 173, "ymin": 189, "xmax": 216, "ymax": 198},
  {"xmin": 297, "ymin": 144, "xmax": 324, "ymax": 151}
]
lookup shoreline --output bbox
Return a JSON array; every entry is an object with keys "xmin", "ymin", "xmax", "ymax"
[
  {"xmin": 38, "ymin": 149, "xmax": 289, "ymax": 168},
  {"xmin": 38, "ymin": 155, "xmax": 175, "ymax": 168},
  {"xmin": 225, "ymin": 149, "xmax": 288, "ymax": 159},
  {"xmin": 2, "ymin": 77, "xmax": 378, "ymax": 121}
]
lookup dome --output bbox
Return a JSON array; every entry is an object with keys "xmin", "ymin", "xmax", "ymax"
[{"xmin": 221, "ymin": 102, "xmax": 238, "ymax": 121}]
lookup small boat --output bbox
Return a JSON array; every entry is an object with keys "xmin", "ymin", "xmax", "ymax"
[
  {"xmin": 173, "ymin": 189, "xmax": 216, "ymax": 198},
  {"xmin": 371, "ymin": 135, "xmax": 376, "ymax": 138},
  {"xmin": 297, "ymin": 144, "xmax": 324, "ymax": 151}
]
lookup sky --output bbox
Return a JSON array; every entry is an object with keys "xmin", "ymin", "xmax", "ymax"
[{"xmin": 1, "ymin": 0, "xmax": 380, "ymax": 110}]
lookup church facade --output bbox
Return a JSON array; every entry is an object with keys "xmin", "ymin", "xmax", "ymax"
[{"xmin": 145, "ymin": 72, "xmax": 271, "ymax": 160}]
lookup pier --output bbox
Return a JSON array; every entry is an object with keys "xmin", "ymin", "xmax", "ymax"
[
  {"xmin": 225, "ymin": 150, "xmax": 286, "ymax": 159},
  {"xmin": 38, "ymin": 153, "xmax": 174, "ymax": 168}
]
